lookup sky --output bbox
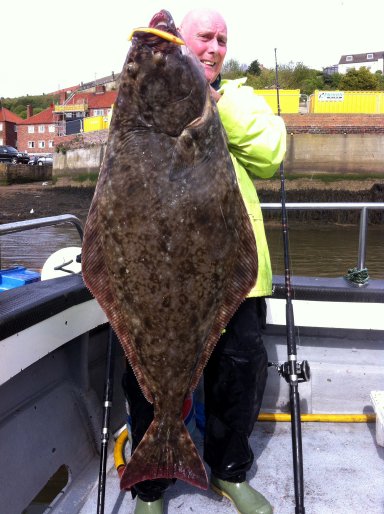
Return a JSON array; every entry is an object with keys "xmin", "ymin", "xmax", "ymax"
[{"xmin": 2, "ymin": 0, "xmax": 384, "ymax": 99}]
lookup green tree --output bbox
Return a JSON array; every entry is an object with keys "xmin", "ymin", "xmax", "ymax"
[
  {"xmin": 1, "ymin": 94, "xmax": 58, "ymax": 119},
  {"xmin": 339, "ymin": 67, "xmax": 379, "ymax": 90},
  {"xmin": 222, "ymin": 58, "xmax": 245, "ymax": 79},
  {"xmin": 322, "ymin": 72, "xmax": 342, "ymax": 90},
  {"xmin": 374, "ymin": 70, "xmax": 384, "ymax": 90},
  {"xmin": 247, "ymin": 59, "xmax": 261, "ymax": 76},
  {"xmin": 245, "ymin": 68, "xmax": 276, "ymax": 89}
]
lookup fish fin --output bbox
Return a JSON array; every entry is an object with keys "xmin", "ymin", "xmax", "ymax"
[
  {"xmin": 169, "ymin": 130, "xmax": 201, "ymax": 181},
  {"xmin": 82, "ymin": 198, "xmax": 153, "ymax": 402},
  {"xmin": 120, "ymin": 418, "xmax": 208, "ymax": 490}
]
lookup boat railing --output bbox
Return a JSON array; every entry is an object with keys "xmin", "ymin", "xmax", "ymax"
[
  {"xmin": 260, "ymin": 202, "xmax": 384, "ymax": 272},
  {"xmin": 0, "ymin": 204, "xmax": 382, "ymax": 276},
  {"xmin": 0, "ymin": 214, "xmax": 84, "ymax": 241}
]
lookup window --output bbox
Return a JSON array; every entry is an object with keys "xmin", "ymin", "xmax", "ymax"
[
  {"xmin": 346, "ymin": 55, "xmax": 353, "ymax": 62},
  {"xmin": 0, "ymin": 122, "xmax": 3, "ymax": 131},
  {"xmin": 38, "ymin": 141, "xmax": 46, "ymax": 148},
  {"xmin": 93, "ymin": 109, "xmax": 104, "ymax": 116},
  {"xmin": 28, "ymin": 126, "xmax": 35, "ymax": 133},
  {"xmin": 0, "ymin": 138, "xmax": 3, "ymax": 145},
  {"xmin": 38, "ymin": 125, "xmax": 45, "ymax": 133},
  {"xmin": 14, "ymin": 125, "xmax": 17, "ymax": 132},
  {"xmin": 367, "ymin": 53, "xmax": 373, "ymax": 59},
  {"xmin": 28, "ymin": 141, "xmax": 35, "ymax": 148},
  {"xmin": 48, "ymin": 125, "xmax": 55, "ymax": 133},
  {"xmin": 48, "ymin": 140, "xmax": 54, "ymax": 148}
]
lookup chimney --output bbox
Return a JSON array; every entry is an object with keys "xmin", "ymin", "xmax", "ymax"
[{"xmin": 26, "ymin": 104, "xmax": 33, "ymax": 118}]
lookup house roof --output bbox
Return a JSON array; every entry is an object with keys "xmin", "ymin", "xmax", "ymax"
[
  {"xmin": 49, "ymin": 85, "xmax": 80, "ymax": 96},
  {"xmin": 339, "ymin": 51, "xmax": 384, "ymax": 65},
  {"xmin": 62, "ymin": 90, "xmax": 117, "ymax": 109},
  {"xmin": 18, "ymin": 106, "xmax": 55, "ymax": 125},
  {"xmin": 0, "ymin": 107, "xmax": 24, "ymax": 123},
  {"xmin": 17, "ymin": 91, "xmax": 117, "ymax": 125}
]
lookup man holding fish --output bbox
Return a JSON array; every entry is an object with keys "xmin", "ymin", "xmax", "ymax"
[{"xmin": 123, "ymin": 8, "xmax": 286, "ymax": 514}]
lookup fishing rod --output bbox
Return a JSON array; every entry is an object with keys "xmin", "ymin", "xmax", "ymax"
[
  {"xmin": 97, "ymin": 327, "xmax": 117, "ymax": 514},
  {"xmin": 272, "ymin": 48, "xmax": 310, "ymax": 514}
]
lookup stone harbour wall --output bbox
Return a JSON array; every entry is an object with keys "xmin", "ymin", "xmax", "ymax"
[
  {"xmin": 54, "ymin": 145, "xmax": 106, "ymax": 178},
  {"xmin": 52, "ymin": 115, "xmax": 384, "ymax": 180},
  {"xmin": 283, "ymin": 133, "xmax": 384, "ymax": 174},
  {"xmin": 0, "ymin": 163, "xmax": 52, "ymax": 185}
]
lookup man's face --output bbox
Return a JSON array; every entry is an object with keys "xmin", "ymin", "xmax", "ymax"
[{"xmin": 180, "ymin": 12, "xmax": 227, "ymax": 84}]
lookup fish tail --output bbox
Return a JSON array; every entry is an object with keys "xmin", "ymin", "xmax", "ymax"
[{"xmin": 120, "ymin": 418, "xmax": 208, "ymax": 490}]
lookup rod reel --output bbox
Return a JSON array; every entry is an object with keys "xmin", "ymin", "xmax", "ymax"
[{"xmin": 268, "ymin": 360, "xmax": 311, "ymax": 384}]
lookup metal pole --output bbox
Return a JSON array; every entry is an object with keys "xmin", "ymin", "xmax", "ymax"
[{"xmin": 357, "ymin": 207, "xmax": 368, "ymax": 270}]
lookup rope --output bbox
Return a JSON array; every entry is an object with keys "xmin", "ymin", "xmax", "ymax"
[{"xmin": 344, "ymin": 267, "xmax": 369, "ymax": 285}]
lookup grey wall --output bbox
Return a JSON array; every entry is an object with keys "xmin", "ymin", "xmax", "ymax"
[
  {"xmin": 54, "ymin": 145, "xmax": 106, "ymax": 178},
  {"xmin": 0, "ymin": 163, "xmax": 52, "ymax": 184},
  {"xmin": 285, "ymin": 133, "xmax": 384, "ymax": 174},
  {"xmin": 53, "ymin": 133, "xmax": 384, "ymax": 178}
]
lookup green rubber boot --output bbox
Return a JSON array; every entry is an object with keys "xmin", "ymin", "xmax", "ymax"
[
  {"xmin": 134, "ymin": 497, "xmax": 164, "ymax": 514},
  {"xmin": 211, "ymin": 476, "xmax": 273, "ymax": 514}
]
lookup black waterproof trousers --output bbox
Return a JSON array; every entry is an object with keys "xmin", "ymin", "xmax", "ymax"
[{"xmin": 121, "ymin": 297, "xmax": 268, "ymax": 502}]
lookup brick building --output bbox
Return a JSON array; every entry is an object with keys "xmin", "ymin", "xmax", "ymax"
[
  {"xmin": 17, "ymin": 105, "xmax": 57, "ymax": 155},
  {"xmin": 0, "ymin": 106, "xmax": 23, "ymax": 148},
  {"xmin": 16, "ymin": 87, "xmax": 117, "ymax": 154}
]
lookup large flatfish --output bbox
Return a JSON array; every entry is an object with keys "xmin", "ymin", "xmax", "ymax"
[{"xmin": 82, "ymin": 9, "xmax": 258, "ymax": 491}]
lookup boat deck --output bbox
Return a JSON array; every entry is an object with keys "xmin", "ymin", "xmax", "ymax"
[{"xmin": 53, "ymin": 420, "xmax": 383, "ymax": 514}]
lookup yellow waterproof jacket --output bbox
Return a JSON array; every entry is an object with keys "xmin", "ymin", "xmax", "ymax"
[{"xmin": 217, "ymin": 78, "xmax": 286, "ymax": 297}]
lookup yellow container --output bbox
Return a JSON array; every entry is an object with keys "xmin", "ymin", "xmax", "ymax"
[
  {"xmin": 309, "ymin": 90, "xmax": 384, "ymax": 113},
  {"xmin": 254, "ymin": 89, "xmax": 300, "ymax": 114},
  {"xmin": 83, "ymin": 116, "xmax": 105, "ymax": 132}
]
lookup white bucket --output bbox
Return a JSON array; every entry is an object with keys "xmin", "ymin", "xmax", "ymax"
[{"xmin": 370, "ymin": 390, "xmax": 384, "ymax": 447}]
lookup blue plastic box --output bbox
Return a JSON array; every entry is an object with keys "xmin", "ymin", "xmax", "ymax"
[{"xmin": 0, "ymin": 266, "xmax": 41, "ymax": 292}]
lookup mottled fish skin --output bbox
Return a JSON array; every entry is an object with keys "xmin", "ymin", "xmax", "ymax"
[{"xmin": 82, "ymin": 9, "xmax": 258, "ymax": 492}]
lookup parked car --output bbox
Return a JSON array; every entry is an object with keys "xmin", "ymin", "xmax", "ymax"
[
  {"xmin": 0, "ymin": 146, "xmax": 30, "ymax": 164},
  {"xmin": 16, "ymin": 151, "xmax": 30, "ymax": 164},
  {"xmin": 28, "ymin": 155, "xmax": 53, "ymax": 166},
  {"xmin": 28, "ymin": 156, "xmax": 40, "ymax": 166},
  {"xmin": 0, "ymin": 145, "xmax": 21, "ymax": 164},
  {"xmin": 37, "ymin": 155, "xmax": 53, "ymax": 166}
]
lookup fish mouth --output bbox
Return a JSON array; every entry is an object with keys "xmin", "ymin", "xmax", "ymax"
[{"xmin": 129, "ymin": 10, "xmax": 184, "ymax": 51}]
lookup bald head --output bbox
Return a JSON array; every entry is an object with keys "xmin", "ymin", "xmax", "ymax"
[
  {"xmin": 180, "ymin": 9, "xmax": 227, "ymax": 35},
  {"xmin": 179, "ymin": 9, "xmax": 227, "ymax": 84}
]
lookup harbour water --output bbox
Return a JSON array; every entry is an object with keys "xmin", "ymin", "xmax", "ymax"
[
  {"xmin": 265, "ymin": 221, "xmax": 384, "ymax": 279},
  {"xmin": 0, "ymin": 220, "xmax": 383, "ymax": 280}
]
